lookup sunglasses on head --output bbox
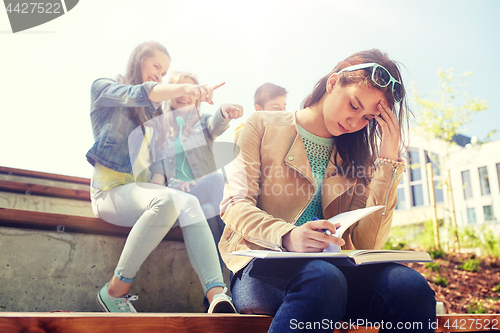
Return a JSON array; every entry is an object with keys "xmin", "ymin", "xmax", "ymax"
[{"xmin": 337, "ymin": 62, "xmax": 403, "ymax": 103}]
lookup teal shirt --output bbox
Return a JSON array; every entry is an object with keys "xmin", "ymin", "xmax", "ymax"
[
  {"xmin": 174, "ymin": 124, "xmax": 195, "ymax": 182},
  {"xmin": 294, "ymin": 125, "xmax": 335, "ymax": 226}
]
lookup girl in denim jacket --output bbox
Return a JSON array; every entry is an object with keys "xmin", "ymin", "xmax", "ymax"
[
  {"xmin": 220, "ymin": 49, "xmax": 436, "ymax": 332},
  {"xmin": 87, "ymin": 41, "xmax": 236, "ymax": 313}
]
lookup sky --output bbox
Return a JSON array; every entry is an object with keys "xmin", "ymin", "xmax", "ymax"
[{"xmin": 1, "ymin": 0, "xmax": 499, "ymax": 178}]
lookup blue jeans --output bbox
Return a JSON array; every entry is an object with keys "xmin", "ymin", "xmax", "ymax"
[
  {"xmin": 188, "ymin": 173, "xmax": 227, "ymax": 308},
  {"xmin": 232, "ymin": 259, "xmax": 436, "ymax": 333},
  {"xmin": 188, "ymin": 173, "xmax": 226, "ymax": 246}
]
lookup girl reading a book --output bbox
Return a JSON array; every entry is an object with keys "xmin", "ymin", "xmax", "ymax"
[{"xmin": 220, "ymin": 49, "xmax": 436, "ymax": 332}]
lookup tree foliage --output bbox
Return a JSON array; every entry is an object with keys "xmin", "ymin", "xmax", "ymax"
[
  {"xmin": 411, "ymin": 68, "xmax": 491, "ymax": 251},
  {"xmin": 412, "ymin": 68, "xmax": 490, "ymax": 145}
]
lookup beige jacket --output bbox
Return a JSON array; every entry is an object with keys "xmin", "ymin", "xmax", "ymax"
[{"xmin": 219, "ymin": 111, "xmax": 404, "ymax": 273}]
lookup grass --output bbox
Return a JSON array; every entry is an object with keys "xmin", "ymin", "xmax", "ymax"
[
  {"xmin": 429, "ymin": 248, "xmax": 446, "ymax": 259},
  {"xmin": 459, "ymin": 257, "xmax": 481, "ymax": 273},
  {"xmin": 433, "ymin": 274, "xmax": 448, "ymax": 287},
  {"xmin": 425, "ymin": 262, "xmax": 441, "ymax": 272},
  {"xmin": 467, "ymin": 300, "xmax": 488, "ymax": 314}
]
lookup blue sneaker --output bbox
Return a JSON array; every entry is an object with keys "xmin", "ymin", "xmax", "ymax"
[
  {"xmin": 96, "ymin": 283, "xmax": 138, "ymax": 313},
  {"xmin": 207, "ymin": 287, "xmax": 237, "ymax": 314}
]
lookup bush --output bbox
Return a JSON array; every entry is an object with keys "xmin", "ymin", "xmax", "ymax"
[
  {"xmin": 426, "ymin": 262, "xmax": 441, "ymax": 272},
  {"xmin": 429, "ymin": 248, "xmax": 446, "ymax": 259},
  {"xmin": 459, "ymin": 225, "xmax": 500, "ymax": 258},
  {"xmin": 415, "ymin": 219, "xmax": 440, "ymax": 250},
  {"xmin": 434, "ymin": 274, "xmax": 448, "ymax": 287},
  {"xmin": 384, "ymin": 219, "xmax": 437, "ymax": 251},
  {"xmin": 467, "ymin": 300, "xmax": 488, "ymax": 314},
  {"xmin": 383, "ymin": 241, "xmax": 407, "ymax": 250},
  {"xmin": 459, "ymin": 257, "xmax": 481, "ymax": 273},
  {"xmin": 492, "ymin": 284, "xmax": 500, "ymax": 293}
]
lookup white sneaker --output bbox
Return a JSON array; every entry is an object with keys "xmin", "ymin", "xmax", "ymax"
[{"xmin": 207, "ymin": 287, "xmax": 237, "ymax": 313}]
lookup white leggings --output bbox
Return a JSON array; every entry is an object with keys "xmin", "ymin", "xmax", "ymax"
[{"xmin": 91, "ymin": 182, "xmax": 225, "ymax": 294}]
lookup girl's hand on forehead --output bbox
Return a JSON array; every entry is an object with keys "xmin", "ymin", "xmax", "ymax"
[
  {"xmin": 375, "ymin": 101, "xmax": 400, "ymax": 161},
  {"xmin": 187, "ymin": 82, "xmax": 225, "ymax": 105}
]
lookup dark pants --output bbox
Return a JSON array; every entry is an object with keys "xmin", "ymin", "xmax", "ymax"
[{"xmin": 232, "ymin": 258, "xmax": 436, "ymax": 333}]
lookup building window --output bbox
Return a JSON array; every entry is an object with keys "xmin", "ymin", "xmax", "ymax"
[
  {"xmin": 467, "ymin": 208, "xmax": 477, "ymax": 224},
  {"xmin": 426, "ymin": 151, "xmax": 441, "ymax": 176},
  {"xmin": 408, "ymin": 148, "xmax": 421, "ymax": 181},
  {"xmin": 461, "ymin": 170, "xmax": 473, "ymax": 199},
  {"xmin": 434, "ymin": 180, "xmax": 444, "ymax": 203},
  {"xmin": 426, "ymin": 151, "xmax": 443, "ymax": 203},
  {"xmin": 478, "ymin": 166, "xmax": 491, "ymax": 196},
  {"xmin": 408, "ymin": 148, "xmax": 423, "ymax": 206},
  {"xmin": 411, "ymin": 184, "xmax": 424, "ymax": 207},
  {"xmin": 496, "ymin": 163, "xmax": 500, "ymax": 192},
  {"xmin": 483, "ymin": 205, "xmax": 494, "ymax": 222},
  {"xmin": 396, "ymin": 188, "xmax": 406, "ymax": 210}
]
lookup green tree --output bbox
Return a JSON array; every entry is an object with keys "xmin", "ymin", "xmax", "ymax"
[{"xmin": 411, "ymin": 68, "xmax": 491, "ymax": 251}]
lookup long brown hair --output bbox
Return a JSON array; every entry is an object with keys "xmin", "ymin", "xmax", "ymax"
[
  {"xmin": 301, "ymin": 49, "xmax": 410, "ymax": 183},
  {"xmin": 164, "ymin": 71, "xmax": 201, "ymax": 138},
  {"xmin": 116, "ymin": 41, "xmax": 171, "ymax": 127}
]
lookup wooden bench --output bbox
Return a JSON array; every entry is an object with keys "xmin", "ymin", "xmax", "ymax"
[
  {"xmin": 0, "ymin": 166, "xmax": 182, "ymax": 240},
  {"xmin": 0, "ymin": 207, "xmax": 183, "ymax": 240},
  {"xmin": 1, "ymin": 313, "xmax": 499, "ymax": 333},
  {"xmin": 0, "ymin": 166, "xmax": 91, "ymax": 185},
  {"xmin": 0, "ymin": 179, "xmax": 90, "ymax": 201}
]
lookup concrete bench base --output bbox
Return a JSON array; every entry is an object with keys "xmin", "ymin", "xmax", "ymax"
[{"xmin": 0, "ymin": 226, "xmax": 214, "ymax": 313}]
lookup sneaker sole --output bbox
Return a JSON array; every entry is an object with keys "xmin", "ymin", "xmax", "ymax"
[
  {"xmin": 96, "ymin": 292, "xmax": 111, "ymax": 313},
  {"xmin": 209, "ymin": 300, "xmax": 237, "ymax": 314}
]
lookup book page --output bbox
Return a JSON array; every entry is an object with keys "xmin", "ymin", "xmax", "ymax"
[{"xmin": 323, "ymin": 205, "xmax": 384, "ymax": 253}]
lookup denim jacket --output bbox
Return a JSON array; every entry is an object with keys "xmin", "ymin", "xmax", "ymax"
[{"xmin": 86, "ymin": 78, "xmax": 162, "ymax": 174}]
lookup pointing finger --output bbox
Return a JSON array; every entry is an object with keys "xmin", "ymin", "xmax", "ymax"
[{"xmin": 212, "ymin": 82, "xmax": 226, "ymax": 90}]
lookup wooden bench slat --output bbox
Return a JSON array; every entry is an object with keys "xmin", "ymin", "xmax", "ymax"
[
  {"xmin": 0, "ymin": 166, "xmax": 91, "ymax": 185},
  {"xmin": 0, "ymin": 208, "xmax": 183, "ymax": 241},
  {"xmin": 0, "ymin": 179, "xmax": 91, "ymax": 201},
  {"xmin": 436, "ymin": 314, "xmax": 500, "ymax": 332},
  {"xmin": 1, "ymin": 313, "xmax": 272, "ymax": 333},
  {"xmin": 1, "ymin": 313, "xmax": 499, "ymax": 333},
  {"xmin": 0, "ymin": 313, "xmax": 377, "ymax": 333}
]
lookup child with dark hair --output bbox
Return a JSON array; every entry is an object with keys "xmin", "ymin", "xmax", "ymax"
[
  {"xmin": 254, "ymin": 82, "xmax": 287, "ymax": 111},
  {"xmin": 234, "ymin": 82, "xmax": 287, "ymax": 144}
]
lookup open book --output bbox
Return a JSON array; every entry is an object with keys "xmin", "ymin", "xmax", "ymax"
[
  {"xmin": 322, "ymin": 205, "xmax": 384, "ymax": 252},
  {"xmin": 229, "ymin": 205, "xmax": 432, "ymax": 266},
  {"xmin": 230, "ymin": 249, "xmax": 432, "ymax": 266}
]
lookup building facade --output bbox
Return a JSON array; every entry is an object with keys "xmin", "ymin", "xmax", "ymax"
[{"xmin": 393, "ymin": 132, "xmax": 500, "ymax": 232}]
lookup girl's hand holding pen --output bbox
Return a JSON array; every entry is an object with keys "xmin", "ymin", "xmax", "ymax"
[{"xmin": 282, "ymin": 218, "xmax": 344, "ymax": 253}]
